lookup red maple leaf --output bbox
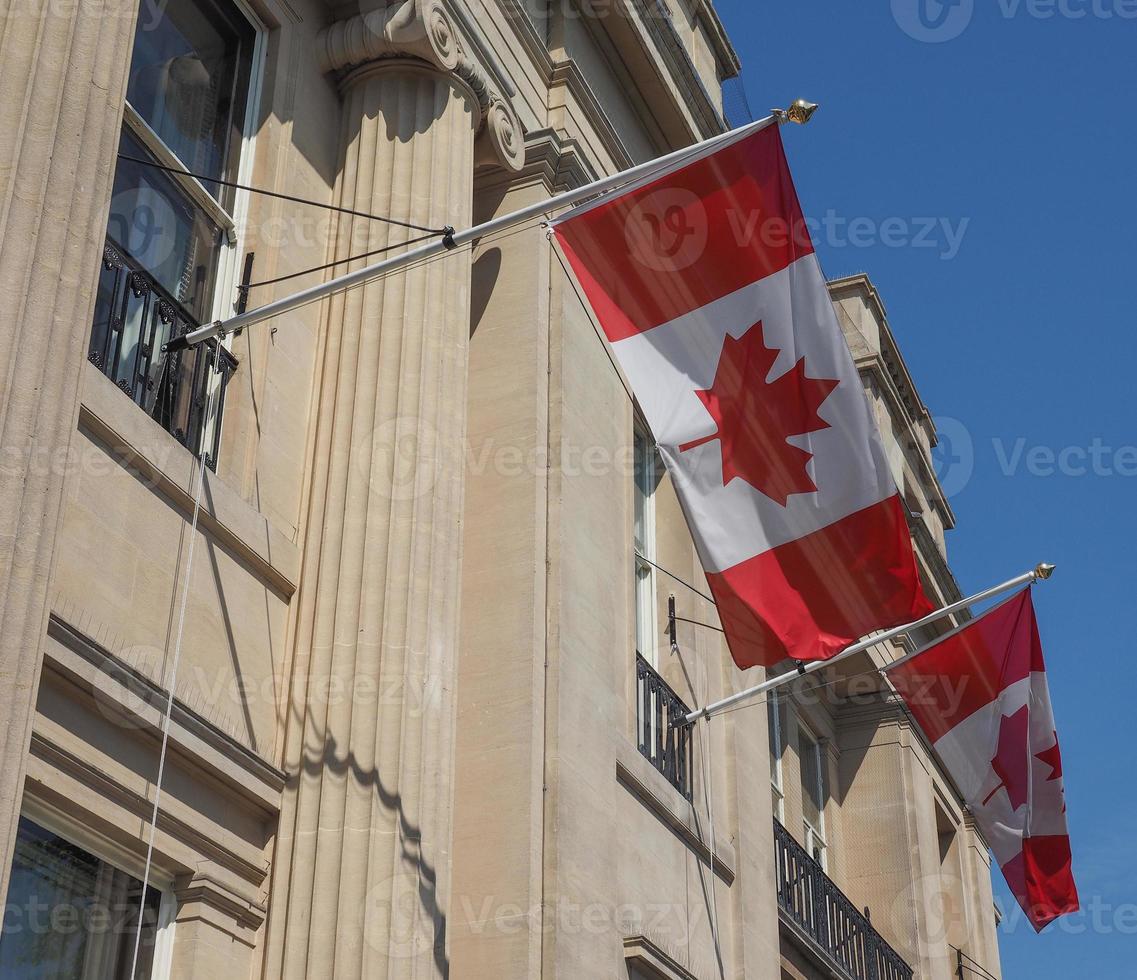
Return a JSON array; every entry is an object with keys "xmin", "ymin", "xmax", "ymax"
[
  {"xmin": 985, "ymin": 705, "xmax": 1031, "ymax": 811},
  {"xmin": 678, "ymin": 321, "xmax": 839, "ymax": 506},
  {"xmin": 1035, "ymin": 733, "xmax": 1063, "ymax": 782}
]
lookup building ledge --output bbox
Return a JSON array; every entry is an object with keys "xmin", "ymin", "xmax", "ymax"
[
  {"xmin": 78, "ymin": 362, "xmax": 299, "ymax": 599},
  {"xmin": 615, "ymin": 738, "xmax": 736, "ymax": 885},
  {"xmin": 623, "ymin": 933, "xmax": 699, "ymax": 979}
]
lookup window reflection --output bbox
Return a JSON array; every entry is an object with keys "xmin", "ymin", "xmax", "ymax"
[
  {"xmin": 0, "ymin": 817, "xmax": 164, "ymax": 980},
  {"xmin": 125, "ymin": 0, "xmax": 255, "ymax": 202},
  {"xmin": 106, "ymin": 129, "xmax": 221, "ymax": 324}
]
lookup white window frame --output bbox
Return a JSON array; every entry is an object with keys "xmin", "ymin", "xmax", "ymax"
[
  {"xmin": 118, "ymin": 0, "xmax": 268, "ymax": 458},
  {"xmin": 798, "ymin": 723, "xmax": 829, "ymax": 871},
  {"xmin": 633, "ymin": 426, "xmax": 659, "ymax": 668},
  {"xmin": 17, "ymin": 797, "xmax": 177, "ymax": 979},
  {"xmin": 768, "ymin": 693, "xmax": 785, "ymax": 823}
]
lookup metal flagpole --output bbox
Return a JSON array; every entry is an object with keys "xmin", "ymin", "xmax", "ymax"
[
  {"xmin": 680, "ymin": 562, "xmax": 1057, "ymax": 726},
  {"xmin": 162, "ymin": 102, "xmax": 819, "ymax": 354}
]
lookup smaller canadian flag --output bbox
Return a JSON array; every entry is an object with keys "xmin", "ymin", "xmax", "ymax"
[{"xmin": 887, "ymin": 589, "xmax": 1078, "ymax": 931}]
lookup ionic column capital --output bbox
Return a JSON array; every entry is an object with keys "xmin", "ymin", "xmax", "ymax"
[{"xmin": 318, "ymin": 0, "xmax": 524, "ymax": 173}]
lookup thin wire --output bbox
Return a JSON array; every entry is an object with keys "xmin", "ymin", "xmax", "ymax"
[
  {"xmin": 204, "ymin": 216, "xmax": 544, "ymax": 334},
  {"xmin": 635, "ymin": 551, "xmax": 716, "ymax": 605},
  {"xmin": 242, "ymin": 232, "xmax": 440, "ymax": 291},
  {"xmin": 673, "ymin": 615, "xmax": 724, "ymax": 634},
  {"xmin": 951, "ymin": 946, "xmax": 1000, "ymax": 980},
  {"xmin": 117, "ymin": 153, "xmax": 448, "ymax": 234},
  {"xmin": 128, "ymin": 346, "xmax": 222, "ymax": 975},
  {"xmin": 958, "ymin": 963, "xmax": 998, "ymax": 980},
  {"xmin": 699, "ymin": 713, "xmax": 724, "ymax": 979}
]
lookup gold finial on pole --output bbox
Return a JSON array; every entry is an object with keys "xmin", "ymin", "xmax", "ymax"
[
  {"xmin": 1035, "ymin": 562, "xmax": 1057, "ymax": 580},
  {"xmin": 780, "ymin": 98, "xmax": 819, "ymax": 125}
]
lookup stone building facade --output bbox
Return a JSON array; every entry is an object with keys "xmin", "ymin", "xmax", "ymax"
[{"xmin": 0, "ymin": 0, "xmax": 1003, "ymax": 977}]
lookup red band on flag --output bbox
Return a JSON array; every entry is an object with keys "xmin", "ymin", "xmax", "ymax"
[
  {"xmin": 889, "ymin": 589, "xmax": 1043, "ymax": 742},
  {"xmin": 555, "ymin": 125, "xmax": 813, "ymax": 342},
  {"xmin": 1001, "ymin": 836, "xmax": 1080, "ymax": 931},
  {"xmin": 707, "ymin": 496, "xmax": 933, "ymax": 668},
  {"xmin": 888, "ymin": 590, "xmax": 1079, "ymax": 931}
]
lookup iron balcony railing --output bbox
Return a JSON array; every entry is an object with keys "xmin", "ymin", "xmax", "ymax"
[
  {"xmin": 635, "ymin": 653, "xmax": 693, "ymax": 800},
  {"xmin": 89, "ymin": 238, "xmax": 237, "ymax": 469},
  {"xmin": 774, "ymin": 818, "xmax": 913, "ymax": 980}
]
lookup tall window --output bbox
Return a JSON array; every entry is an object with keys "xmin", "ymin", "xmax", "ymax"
[
  {"xmin": 768, "ymin": 693, "xmax": 785, "ymax": 822},
  {"xmin": 633, "ymin": 429, "xmax": 659, "ymax": 666},
  {"xmin": 89, "ymin": 0, "xmax": 258, "ymax": 465},
  {"xmin": 0, "ymin": 816, "xmax": 174, "ymax": 979},
  {"xmin": 799, "ymin": 724, "xmax": 829, "ymax": 869}
]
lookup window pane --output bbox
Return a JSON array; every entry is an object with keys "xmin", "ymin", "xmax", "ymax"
[
  {"xmin": 767, "ymin": 697, "xmax": 781, "ymax": 775},
  {"xmin": 0, "ymin": 817, "xmax": 163, "ymax": 980},
  {"xmin": 633, "ymin": 434, "xmax": 648, "ymax": 552},
  {"xmin": 799, "ymin": 727, "xmax": 824, "ymax": 832},
  {"xmin": 108, "ymin": 129, "xmax": 222, "ymax": 323},
  {"xmin": 634, "ymin": 560, "xmax": 651, "ymax": 658},
  {"xmin": 125, "ymin": 0, "xmax": 255, "ymax": 198}
]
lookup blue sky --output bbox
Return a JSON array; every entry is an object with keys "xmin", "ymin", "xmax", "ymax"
[{"xmin": 715, "ymin": 1, "xmax": 1136, "ymax": 974}]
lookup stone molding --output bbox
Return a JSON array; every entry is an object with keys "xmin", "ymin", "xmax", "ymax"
[
  {"xmin": 615, "ymin": 739, "xmax": 736, "ymax": 885},
  {"xmin": 318, "ymin": 0, "xmax": 524, "ymax": 172}
]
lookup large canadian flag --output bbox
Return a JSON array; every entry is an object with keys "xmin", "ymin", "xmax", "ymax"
[
  {"xmin": 887, "ymin": 589, "xmax": 1079, "ymax": 930},
  {"xmin": 552, "ymin": 121, "xmax": 931, "ymax": 668}
]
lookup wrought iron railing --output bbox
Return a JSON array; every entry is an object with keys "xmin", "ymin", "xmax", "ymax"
[
  {"xmin": 635, "ymin": 653, "xmax": 693, "ymax": 800},
  {"xmin": 774, "ymin": 818, "xmax": 913, "ymax": 980},
  {"xmin": 88, "ymin": 238, "xmax": 237, "ymax": 469}
]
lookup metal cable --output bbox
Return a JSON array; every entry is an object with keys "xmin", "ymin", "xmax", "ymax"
[
  {"xmin": 635, "ymin": 551, "xmax": 716, "ymax": 605},
  {"xmin": 242, "ymin": 232, "xmax": 440, "ymax": 291},
  {"xmin": 128, "ymin": 346, "xmax": 222, "ymax": 975},
  {"xmin": 117, "ymin": 153, "xmax": 449, "ymax": 234},
  {"xmin": 952, "ymin": 946, "xmax": 1001, "ymax": 980}
]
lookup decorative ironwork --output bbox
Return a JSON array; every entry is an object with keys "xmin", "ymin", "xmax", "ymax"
[
  {"xmin": 774, "ymin": 818, "xmax": 914, "ymax": 980},
  {"xmin": 635, "ymin": 653, "xmax": 694, "ymax": 800},
  {"xmin": 89, "ymin": 238, "xmax": 237, "ymax": 470}
]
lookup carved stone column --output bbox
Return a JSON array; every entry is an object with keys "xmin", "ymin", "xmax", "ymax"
[
  {"xmin": 0, "ymin": 0, "xmax": 137, "ymax": 903},
  {"xmin": 266, "ymin": 3, "xmax": 521, "ymax": 977}
]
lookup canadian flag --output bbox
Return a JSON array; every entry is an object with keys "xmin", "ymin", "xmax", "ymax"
[
  {"xmin": 887, "ymin": 589, "xmax": 1079, "ymax": 930},
  {"xmin": 552, "ymin": 121, "xmax": 931, "ymax": 668}
]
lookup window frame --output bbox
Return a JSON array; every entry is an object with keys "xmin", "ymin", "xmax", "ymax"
[
  {"xmin": 797, "ymin": 722, "xmax": 829, "ymax": 870},
  {"xmin": 14, "ymin": 797, "xmax": 177, "ymax": 980},
  {"xmin": 768, "ymin": 692, "xmax": 785, "ymax": 823},
  {"xmin": 110, "ymin": 0, "xmax": 267, "ymax": 462},
  {"xmin": 633, "ymin": 425, "xmax": 660, "ymax": 668}
]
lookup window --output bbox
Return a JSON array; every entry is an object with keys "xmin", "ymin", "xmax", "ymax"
[
  {"xmin": 633, "ymin": 429, "xmax": 660, "ymax": 667},
  {"xmin": 0, "ymin": 816, "xmax": 174, "ymax": 979},
  {"xmin": 125, "ymin": 0, "xmax": 255, "ymax": 196},
  {"xmin": 768, "ymin": 693, "xmax": 785, "ymax": 822},
  {"xmin": 88, "ymin": 0, "xmax": 259, "ymax": 465},
  {"xmin": 798, "ymin": 724, "xmax": 828, "ymax": 869}
]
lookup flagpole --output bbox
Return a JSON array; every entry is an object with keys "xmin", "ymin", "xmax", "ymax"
[
  {"xmin": 680, "ymin": 562, "xmax": 1057, "ymax": 726},
  {"xmin": 163, "ymin": 107, "xmax": 808, "ymax": 353}
]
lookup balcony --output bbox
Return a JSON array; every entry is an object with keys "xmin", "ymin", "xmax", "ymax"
[
  {"xmin": 774, "ymin": 818, "xmax": 913, "ymax": 980},
  {"xmin": 635, "ymin": 653, "xmax": 694, "ymax": 800},
  {"xmin": 89, "ymin": 238, "xmax": 237, "ymax": 469}
]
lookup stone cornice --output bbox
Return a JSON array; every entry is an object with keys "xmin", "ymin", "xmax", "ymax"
[
  {"xmin": 318, "ymin": 0, "xmax": 524, "ymax": 172},
  {"xmin": 550, "ymin": 60, "xmax": 635, "ymax": 173},
  {"xmin": 475, "ymin": 129, "xmax": 599, "ymax": 201},
  {"xmin": 692, "ymin": 0, "xmax": 741, "ymax": 78}
]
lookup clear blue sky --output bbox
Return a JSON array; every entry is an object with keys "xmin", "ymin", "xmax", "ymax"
[{"xmin": 715, "ymin": 1, "xmax": 1136, "ymax": 974}]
